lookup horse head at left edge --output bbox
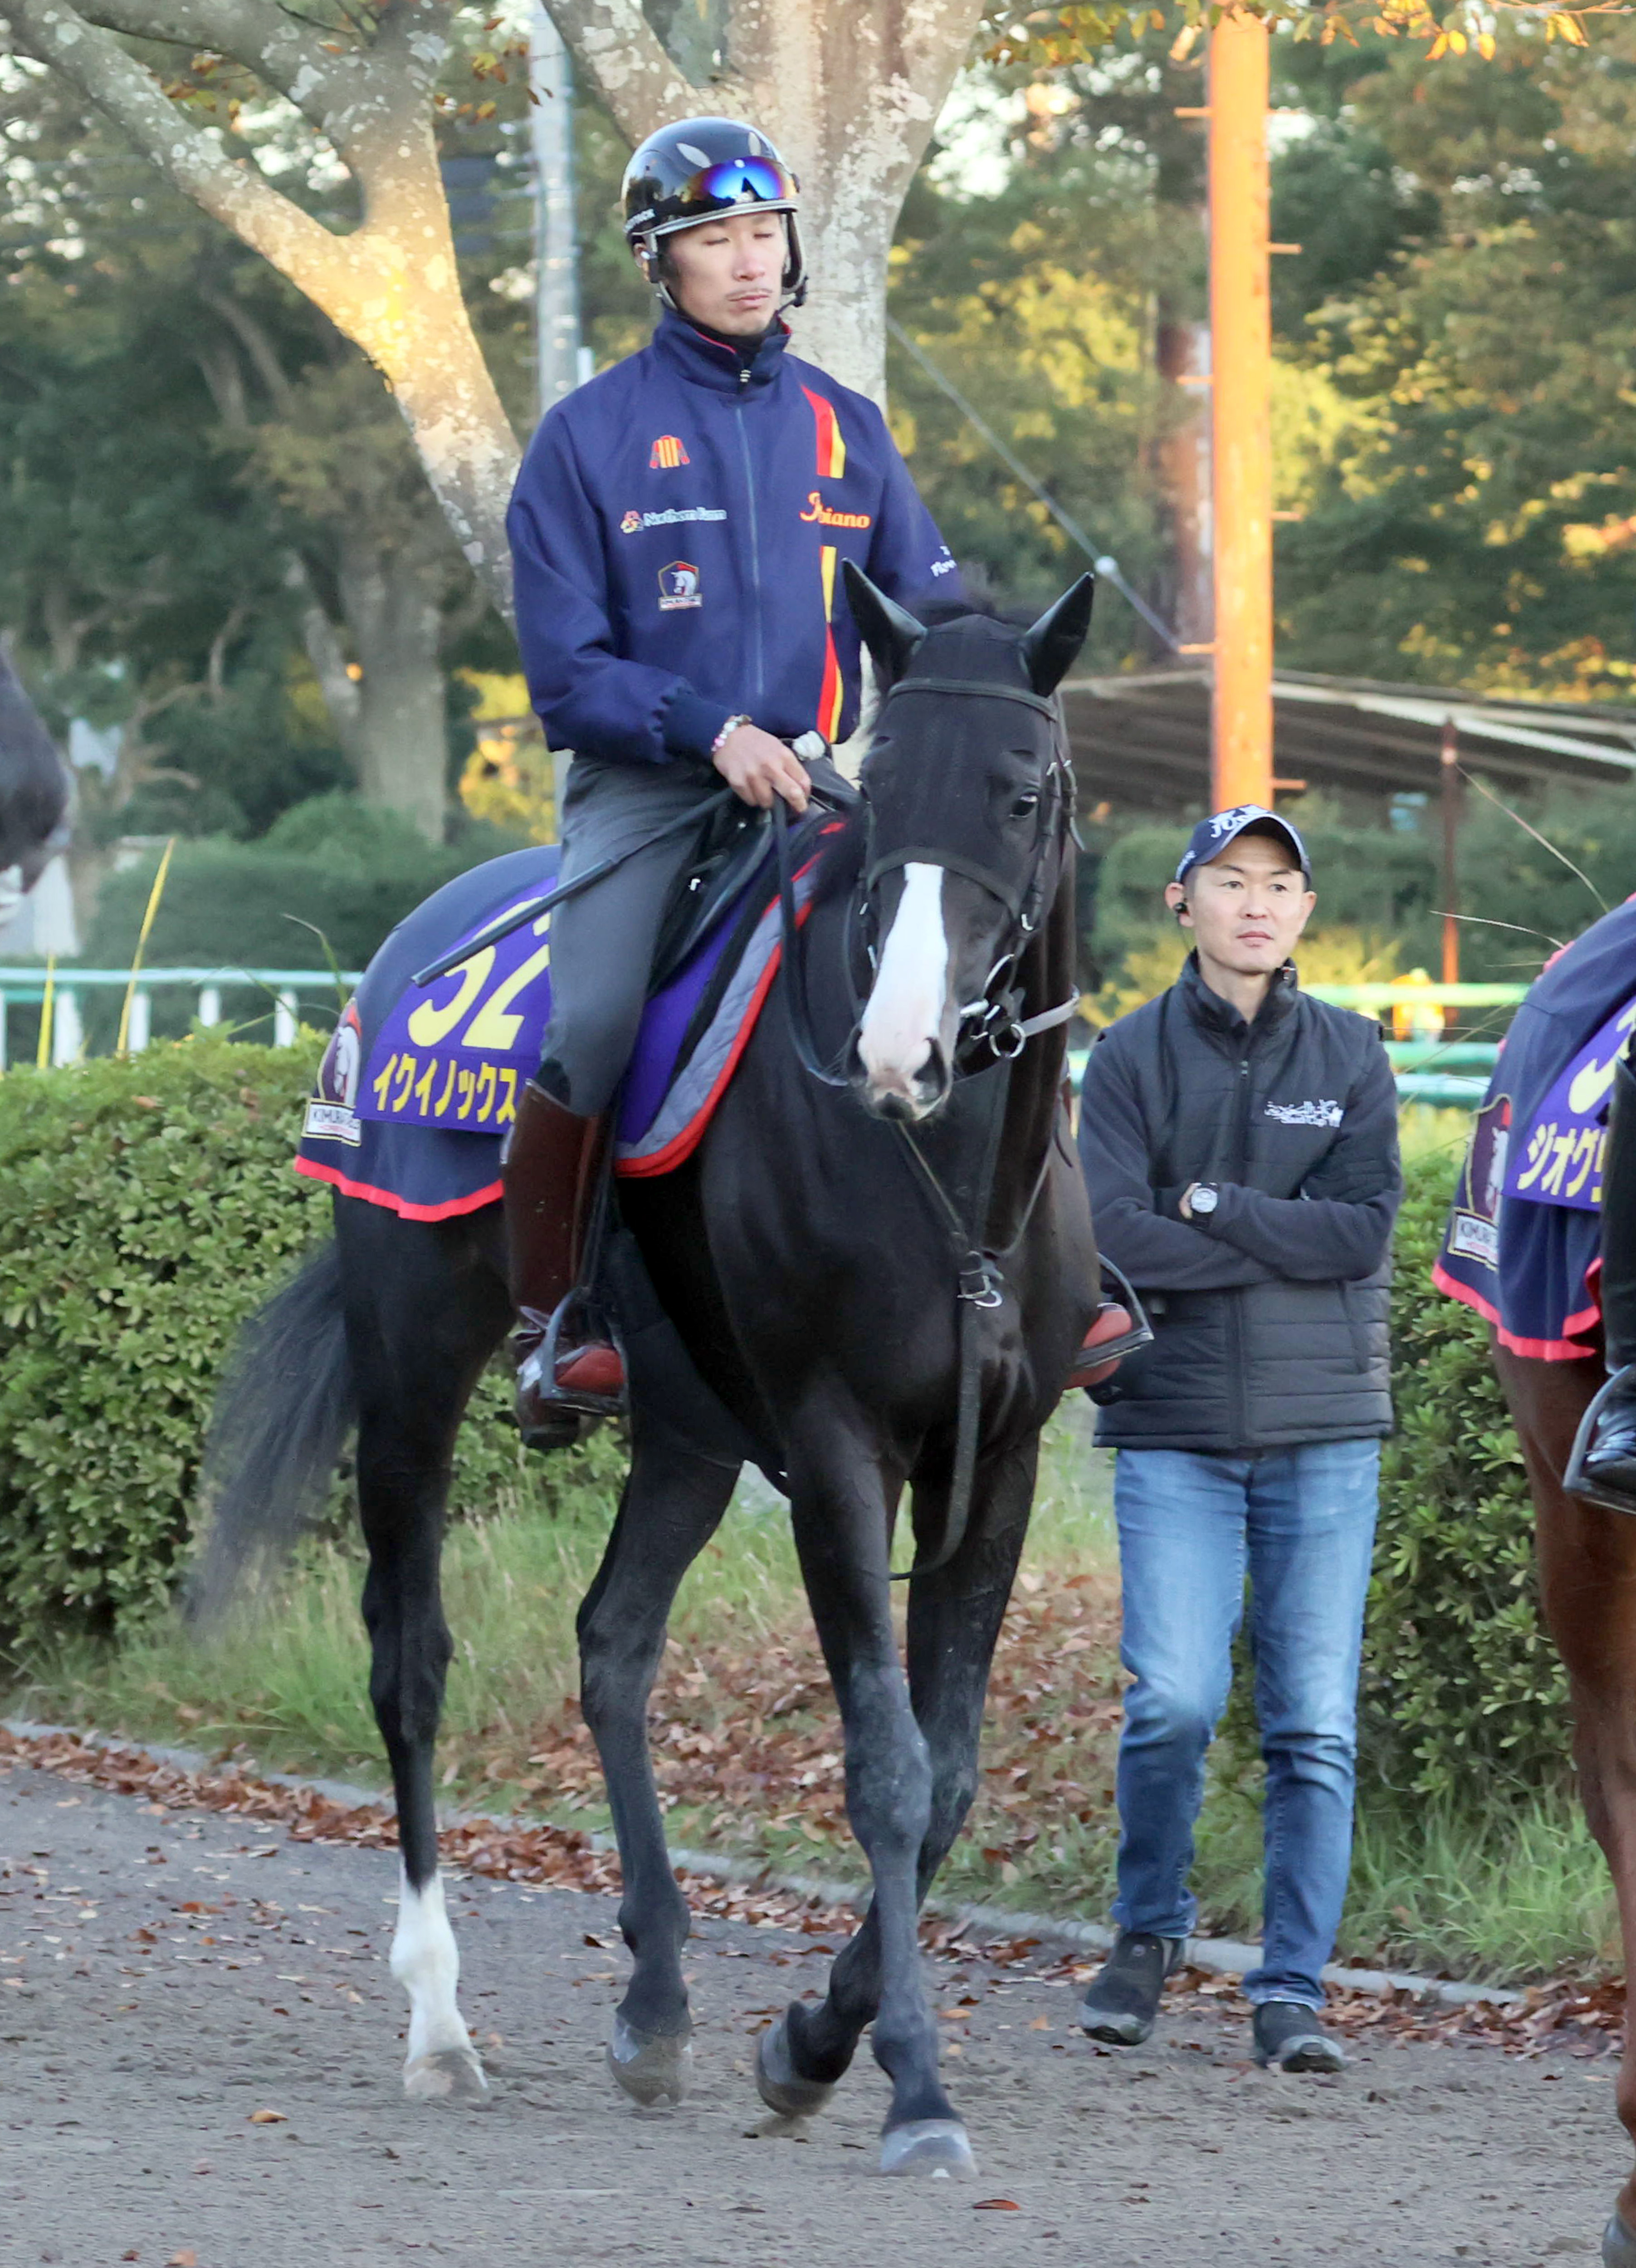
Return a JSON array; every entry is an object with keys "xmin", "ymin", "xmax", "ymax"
[
  {"xmin": 0, "ymin": 649, "xmax": 72, "ymax": 920},
  {"xmin": 845, "ymin": 562, "xmax": 1095, "ymax": 1122}
]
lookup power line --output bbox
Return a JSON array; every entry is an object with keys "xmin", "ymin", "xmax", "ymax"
[{"xmin": 885, "ymin": 314, "xmax": 1181, "ymax": 652}]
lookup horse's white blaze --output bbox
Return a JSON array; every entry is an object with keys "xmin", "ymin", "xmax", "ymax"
[
  {"xmin": 858, "ymin": 861, "xmax": 949, "ymax": 1102},
  {"xmin": 390, "ymin": 1867, "xmax": 474, "ymax": 2072}
]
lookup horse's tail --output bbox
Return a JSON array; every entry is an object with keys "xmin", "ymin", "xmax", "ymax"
[{"xmin": 188, "ymin": 1242, "xmax": 356, "ymax": 1625}]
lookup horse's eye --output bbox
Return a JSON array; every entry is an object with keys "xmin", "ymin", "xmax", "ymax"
[{"xmin": 1009, "ymin": 790, "xmax": 1040, "ymax": 819}]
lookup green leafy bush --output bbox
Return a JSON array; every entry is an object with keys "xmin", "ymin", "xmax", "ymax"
[
  {"xmin": 1361, "ymin": 1151, "xmax": 1569, "ymax": 1799},
  {"xmin": 0, "ymin": 1037, "xmax": 617, "ymax": 1641}
]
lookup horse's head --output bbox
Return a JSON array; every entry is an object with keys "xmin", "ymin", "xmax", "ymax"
[{"xmin": 846, "ymin": 565, "xmax": 1094, "ymax": 1122}]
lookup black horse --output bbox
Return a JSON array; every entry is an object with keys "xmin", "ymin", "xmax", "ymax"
[
  {"xmin": 0, "ymin": 649, "xmax": 72, "ymax": 920},
  {"xmin": 200, "ymin": 571, "xmax": 1102, "ymax": 2177}
]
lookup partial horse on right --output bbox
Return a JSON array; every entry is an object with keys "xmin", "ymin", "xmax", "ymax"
[{"xmin": 1436, "ymin": 895, "xmax": 1636, "ymax": 2267}]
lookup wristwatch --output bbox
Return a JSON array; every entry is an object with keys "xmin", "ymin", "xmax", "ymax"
[{"xmin": 1189, "ymin": 1183, "xmax": 1220, "ymax": 1217}]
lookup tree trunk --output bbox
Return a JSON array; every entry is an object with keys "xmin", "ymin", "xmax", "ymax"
[{"xmin": 331, "ymin": 536, "xmax": 450, "ymax": 840}]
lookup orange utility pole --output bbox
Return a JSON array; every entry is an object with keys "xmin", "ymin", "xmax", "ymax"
[{"xmin": 1209, "ymin": 13, "xmax": 1274, "ymax": 809}]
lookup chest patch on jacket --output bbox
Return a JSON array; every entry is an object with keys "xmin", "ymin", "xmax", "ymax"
[
  {"xmin": 658, "ymin": 561, "xmax": 702, "ymax": 611},
  {"xmin": 1265, "ymin": 1097, "xmax": 1343, "ymax": 1127},
  {"xmin": 649, "ymin": 434, "xmax": 690, "ymax": 467}
]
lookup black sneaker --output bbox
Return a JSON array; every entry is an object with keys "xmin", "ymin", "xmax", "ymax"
[
  {"xmin": 1252, "ymin": 1999, "xmax": 1346, "ymax": 2072},
  {"xmin": 1078, "ymin": 1930, "xmax": 1186, "ymax": 2045}
]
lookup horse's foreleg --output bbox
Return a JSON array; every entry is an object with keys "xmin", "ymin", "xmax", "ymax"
[
  {"xmin": 764, "ymin": 1440, "xmax": 1033, "ymax": 2129},
  {"xmin": 1495, "ymin": 1340, "xmax": 1636, "ymax": 2255},
  {"xmin": 775, "ymin": 1404, "xmax": 967, "ymax": 2175},
  {"xmin": 576, "ymin": 1420, "xmax": 737, "ymax": 2106},
  {"xmin": 342, "ymin": 1203, "xmax": 510, "ymax": 2104}
]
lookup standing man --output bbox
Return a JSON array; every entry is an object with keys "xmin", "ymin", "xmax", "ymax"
[
  {"xmin": 1075, "ymin": 806, "xmax": 1401, "ymax": 2072},
  {"xmin": 504, "ymin": 116, "xmax": 959, "ymax": 1438}
]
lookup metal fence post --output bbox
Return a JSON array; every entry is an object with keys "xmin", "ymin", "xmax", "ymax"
[{"xmin": 274, "ymin": 990, "xmax": 298, "ymax": 1048}]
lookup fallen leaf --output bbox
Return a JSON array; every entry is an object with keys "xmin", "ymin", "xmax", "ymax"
[
  {"xmin": 166, "ymin": 2253, "xmax": 198, "ymax": 2267},
  {"xmin": 1029, "ymin": 2015, "xmax": 1051, "ymax": 2031},
  {"xmin": 974, "ymin": 2198, "xmax": 1021, "ymax": 2211},
  {"xmin": 248, "ymin": 2108, "xmax": 287, "ymax": 2125}
]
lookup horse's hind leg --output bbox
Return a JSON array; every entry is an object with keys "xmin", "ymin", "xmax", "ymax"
[
  {"xmin": 761, "ymin": 1440, "xmax": 1033, "ymax": 2137},
  {"xmin": 339, "ymin": 1198, "xmax": 511, "ymax": 2104},
  {"xmin": 576, "ymin": 1415, "xmax": 737, "ymax": 2106}
]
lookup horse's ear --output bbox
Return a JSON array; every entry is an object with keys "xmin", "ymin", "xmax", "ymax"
[
  {"xmin": 1019, "ymin": 573, "xmax": 1096, "ymax": 697},
  {"xmin": 841, "ymin": 560, "xmax": 925, "ymax": 686}
]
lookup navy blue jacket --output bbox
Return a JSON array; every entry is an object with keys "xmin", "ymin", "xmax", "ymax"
[{"xmin": 506, "ymin": 309, "xmax": 958, "ymax": 765}]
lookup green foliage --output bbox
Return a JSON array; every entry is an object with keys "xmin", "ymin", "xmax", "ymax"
[
  {"xmin": 0, "ymin": 1038, "xmax": 616, "ymax": 1643},
  {"xmin": 79, "ymin": 795, "xmax": 523, "ymax": 1046},
  {"xmin": 1362, "ymin": 1150, "xmax": 1569, "ymax": 1799}
]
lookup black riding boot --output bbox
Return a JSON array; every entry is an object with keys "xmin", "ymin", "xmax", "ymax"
[
  {"xmin": 501, "ymin": 1079, "xmax": 626, "ymax": 1445},
  {"xmin": 1570, "ymin": 1051, "xmax": 1636, "ymax": 1514}
]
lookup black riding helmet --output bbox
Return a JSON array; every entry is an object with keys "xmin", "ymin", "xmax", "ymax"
[{"xmin": 622, "ymin": 117, "xmax": 807, "ymax": 309}]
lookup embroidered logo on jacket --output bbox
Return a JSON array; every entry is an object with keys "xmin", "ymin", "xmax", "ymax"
[
  {"xmin": 800, "ymin": 490, "xmax": 872, "ymax": 529},
  {"xmin": 621, "ymin": 506, "xmax": 727, "ymax": 534},
  {"xmin": 1265, "ymin": 1098, "xmax": 1343, "ymax": 1128},
  {"xmin": 658, "ymin": 560, "xmax": 702, "ymax": 610},
  {"xmin": 650, "ymin": 435, "xmax": 690, "ymax": 468}
]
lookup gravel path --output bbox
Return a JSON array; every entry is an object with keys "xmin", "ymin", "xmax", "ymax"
[{"xmin": 0, "ymin": 1748, "xmax": 1624, "ymax": 2268}]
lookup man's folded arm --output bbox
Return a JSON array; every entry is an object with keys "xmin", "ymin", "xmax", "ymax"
[
  {"xmin": 1078, "ymin": 1037, "xmax": 1279, "ymax": 1291},
  {"xmin": 1187, "ymin": 1038, "xmax": 1402, "ymax": 1281}
]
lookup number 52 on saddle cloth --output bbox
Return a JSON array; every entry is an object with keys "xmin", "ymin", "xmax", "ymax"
[
  {"xmin": 294, "ymin": 833, "xmax": 828, "ymax": 1223},
  {"xmin": 1436, "ymin": 896, "xmax": 1636, "ymax": 1361}
]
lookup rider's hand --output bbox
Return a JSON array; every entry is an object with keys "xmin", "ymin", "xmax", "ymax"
[{"xmin": 713, "ymin": 724, "xmax": 810, "ymax": 813}]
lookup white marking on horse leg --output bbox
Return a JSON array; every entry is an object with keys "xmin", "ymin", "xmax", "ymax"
[
  {"xmin": 391, "ymin": 1866, "xmax": 486, "ymax": 2100},
  {"xmin": 858, "ymin": 862, "xmax": 948, "ymax": 1107}
]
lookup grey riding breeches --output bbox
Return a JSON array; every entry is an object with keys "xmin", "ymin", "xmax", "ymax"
[{"xmin": 538, "ymin": 754, "xmax": 722, "ymax": 1116}]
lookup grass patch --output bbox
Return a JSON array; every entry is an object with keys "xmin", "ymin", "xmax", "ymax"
[{"xmin": 6, "ymin": 1401, "xmax": 1613, "ymax": 1989}]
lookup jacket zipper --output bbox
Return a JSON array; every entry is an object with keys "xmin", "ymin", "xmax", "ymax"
[
  {"xmin": 1228, "ymin": 1052, "xmax": 1252, "ymax": 1449},
  {"xmin": 733, "ymin": 396, "xmax": 766, "ymax": 706}
]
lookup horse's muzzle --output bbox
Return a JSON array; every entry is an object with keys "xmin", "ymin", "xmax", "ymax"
[{"xmin": 855, "ymin": 1036, "xmax": 952, "ymax": 1122}]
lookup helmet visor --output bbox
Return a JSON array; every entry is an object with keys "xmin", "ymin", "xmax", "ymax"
[{"xmin": 672, "ymin": 154, "xmax": 797, "ymax": 215}]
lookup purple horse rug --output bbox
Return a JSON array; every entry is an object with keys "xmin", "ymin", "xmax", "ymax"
[
  {"xmin": 1436, "ymin": 895, "xmax": 1636, "ymax": 1360},
  {"xmin": 294, "ymin": 834, "xmax": 828, "ymax": 1222}
]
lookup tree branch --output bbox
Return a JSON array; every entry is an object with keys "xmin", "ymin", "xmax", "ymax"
[
  {"xmin": 2, "ymin": 0, "xmax": 350, "ymax": 297},
  {"xmin": 59, "ymin": 0, "xmax": 354, "ymax": 117},
  {"xmin": 542, "ymin": 0, "xmax": 735, "ymax": 142}
]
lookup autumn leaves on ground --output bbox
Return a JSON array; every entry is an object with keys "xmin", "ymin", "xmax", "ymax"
[{"xmin": 13, "ymin": 1409, "xmax": 1622, "ymax": 1992}]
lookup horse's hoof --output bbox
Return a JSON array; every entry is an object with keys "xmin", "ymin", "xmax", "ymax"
[
  {"xmin": 879, "ymin": 2118, "xmax": 977, "ymax": 2178},
  {"xmin": 607, "ymin": 2012, "xmax": 693, "ymax": 2108},
  {"xmin": 1603, "ymin": 2209, "xmax": 1636, "ymax": 2268},
  {"xmin": 754, "ymin": 2013, "xmax": 837, "ymax": 2119},
  {"xmin": 403, "ymin": 2045, "xmax": 489, "ymax": 2104}
]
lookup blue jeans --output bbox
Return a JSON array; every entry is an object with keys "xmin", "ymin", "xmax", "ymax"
[{"xmin": 1109, "ymin": 1439, "xmax": 1381, "ymax": 2008}]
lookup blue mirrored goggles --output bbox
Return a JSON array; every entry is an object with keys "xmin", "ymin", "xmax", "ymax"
[{"xmin": 674, "ymin": 156, "xmax": 797, "ymax": 211}]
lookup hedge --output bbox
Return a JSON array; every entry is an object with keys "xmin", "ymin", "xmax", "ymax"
[
  {"xmin": 0, "ymin": 1037, "xmax": 615, "ymax": 1641},
  {"xmin": 1361, "ymin": 1151, "xmax": 1568, "ymax": 1801},
  {"xmin": 0, "ymin": 1048, "xmax": 1577, "ymax": 1808}
]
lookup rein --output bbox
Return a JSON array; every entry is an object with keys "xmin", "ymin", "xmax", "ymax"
[{"xmin": 772, "ymin": 675, "xmax": 1077, "ymax": 1584}]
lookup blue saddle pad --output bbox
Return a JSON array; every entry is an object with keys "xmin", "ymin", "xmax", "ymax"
[{"xmin": 294, "ymin": 833, "xmax": 823, "ymax": 1220}]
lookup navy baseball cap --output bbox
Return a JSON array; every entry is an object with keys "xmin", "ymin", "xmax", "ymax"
[{"xmin": 1174, "ymin": 804, "xmax": 1311, "ymax": 887}]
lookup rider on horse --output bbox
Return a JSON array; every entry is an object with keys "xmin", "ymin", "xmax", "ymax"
[{"xmin": 503, "ymin": 116, "xmax": 960, "ymax": 1440}]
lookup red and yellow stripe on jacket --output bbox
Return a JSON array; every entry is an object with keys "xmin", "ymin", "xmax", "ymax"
[
  {"xmin": 802, "ymin": 387, "xmax": 846, "ymax": 480},
  {"xmin": 816, "ymin": 545, "xmax": 843, "ymax": 740}
]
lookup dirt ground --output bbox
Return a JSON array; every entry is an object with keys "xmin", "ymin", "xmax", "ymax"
[{"xmin": 0, "ymin": 1749, "xmax": 1626, "ymax": 2268}]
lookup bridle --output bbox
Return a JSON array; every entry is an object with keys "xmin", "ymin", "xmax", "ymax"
[
  {"xmin": 772, "ymin": 673, "xmax": 1078, "ymax": 1092},
  {"xmin": 771, "ymin": 670, "xmax": 1080, "ymax": 1583}
]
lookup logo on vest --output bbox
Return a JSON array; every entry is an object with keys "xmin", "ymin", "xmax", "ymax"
[
  {"xmin": 1265, "ymin": 1097, "xmax": 1343, "ymax": 1128},
  {"xmin": 650, "ymin": 435, "xmax": 690, "ymax": 469},
  {"xmin": 658, "ymin": 560, "xmax": 702, "ymax": 611},
  {"xmin": 800, "ymin": 490, "xmax": 872, "ymax": 529}
]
